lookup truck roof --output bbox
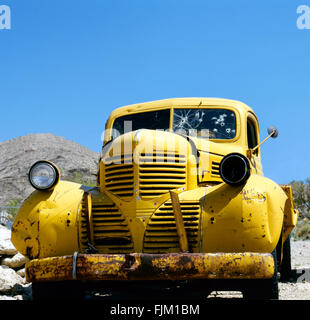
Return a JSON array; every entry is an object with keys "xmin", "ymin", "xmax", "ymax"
[{"xmin": 107, "ymin": 98, "xmax": 255, "ymax": 122}]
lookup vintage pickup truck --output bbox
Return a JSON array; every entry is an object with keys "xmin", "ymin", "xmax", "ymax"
[{"xmin": 11, "ymin": 98, "xmax": 298, "ymax": 300}]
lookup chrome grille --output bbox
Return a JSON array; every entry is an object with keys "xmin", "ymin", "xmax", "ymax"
[{"xmin": 143, "ymin": 201, "xmax": 201, "ymax": 253}]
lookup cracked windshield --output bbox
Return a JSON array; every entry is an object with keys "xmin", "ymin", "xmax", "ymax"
[{"xmin": 173, "ymin": 109, "xmax": 236, "ymax": 139}]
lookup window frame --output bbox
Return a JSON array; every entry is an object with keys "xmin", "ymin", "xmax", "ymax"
[{"xmin": 247, "ymin": 113, "xmax": 260, "ymax": 155}]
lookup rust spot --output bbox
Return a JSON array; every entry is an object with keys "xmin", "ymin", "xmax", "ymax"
[
  {"xmin": 13, "ymin": 221, "xmax": 22, "ymax": 228},
  {"xmin": 26, "ymin": 246, "xmax": 33, "ymax": 258},
  {"xmin": 258, "ymin": 193, "xmax": 266, "ymax": 201},
  {"xmin": 121, "ymin": 254, "xmax": 137, "ymax": 271},
  {"xmin": 37, "ymin": 221, "xmax": 40, "ymax": 257},
  {"xmin": 132, "ymin": 254, "xmax": 155, "ymax": 279},
  {"xmin": 178, "ymin": 255, "xmax": 192, "ymax": 266}
]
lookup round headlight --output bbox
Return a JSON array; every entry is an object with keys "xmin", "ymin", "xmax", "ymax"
[
  {"xmin": 28, "ymin": 161, "xmax": 60, "ymax": 191},
  {"xmin": 219, "ymin": 153, "xmax": 250, "ymax": 186}
]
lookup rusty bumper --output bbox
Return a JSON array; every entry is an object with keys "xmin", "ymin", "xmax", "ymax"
[{"xmin": 25, "ymin": 252, "xmax": 275, "ymax": 283}]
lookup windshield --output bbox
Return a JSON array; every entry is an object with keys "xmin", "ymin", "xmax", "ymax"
[
  {"xmin": 112, "ymin": 109, "xmax": 170, "ymax": 138},
  {"xmin": 173, "ymin": 108, "xmax": 236, "ymax": 139},
  {"xmin": 111, "ymin": 108, "xmax": 236, "ymax": 140}
]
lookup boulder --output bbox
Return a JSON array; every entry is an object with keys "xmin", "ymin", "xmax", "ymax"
[
  {"xmin": 0, "ymin": 225, "xmax": 17, "ymax": 256},
  {"xmin": 0, "ymin": 265, "xmax": 25, "ymax": 294},
  {"xmin": 0, "ymin": 294, "xmax": 19, "ymax": 300},
  {"xmin": 2, "ymin": 253, "xmax": 29, "ymax": 269},
  {"xmin": 16, "ymin": 268, "xmax": 25, "ymax": 277}
]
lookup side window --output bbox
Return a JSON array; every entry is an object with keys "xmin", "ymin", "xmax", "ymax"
[{"xmin": 247, "ymin": 117, "xmax": 258, "ymax": 152}]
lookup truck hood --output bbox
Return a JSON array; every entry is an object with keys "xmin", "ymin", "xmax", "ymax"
[{"xmin": 189, "ymin": 136, "xmax": 245, "ymax": 157}]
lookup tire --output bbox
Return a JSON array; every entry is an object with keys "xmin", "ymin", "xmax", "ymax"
[
  {"xmin": 279, "ymin": 235, "xmax": 292, "ymax": 281},
  {"xmin": 32, "ymin": 281, "xmax": 84, "ymax": 301},
  {"xmin": 242, "ymin": 249, "xmax": 279, "ymax": 300}
]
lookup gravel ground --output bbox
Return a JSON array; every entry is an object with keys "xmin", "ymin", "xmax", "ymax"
[
  {"xmin": 207, "ymin": 240, "xmax": 310, "ymax": 300},
  {"xmin": 291, "ymin": 240, "xmax": 310, "ymax": 269},
  {"xmin": 279, "ymin": 240, "xmax": 310, "ymax": 300}
]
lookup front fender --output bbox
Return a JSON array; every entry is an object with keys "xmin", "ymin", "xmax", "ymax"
[
  {"xmin": 201, "ymin": 174, "xmax": 288, "ymax": 253},
  {"xmin": 11, "ymin": 181, "xmax": 85, "ymax": 259}
]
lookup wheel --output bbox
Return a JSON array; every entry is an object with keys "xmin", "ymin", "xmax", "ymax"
[
  {"xmin": 242, "ymin": 249, "xmax": 279, "ymax": 300},
  {"xmin": 32, "ymin": 281, "xmax": 84, "ymax": 301},
  {"xmin": 279, "ymin": 235, "xmax": 292, "ymax": 281}
]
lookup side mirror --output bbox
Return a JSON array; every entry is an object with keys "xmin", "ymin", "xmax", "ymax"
[
  {"xmin": 267, "ymin": 126, "xmax": 279, "ymax": 138},
  {"xmin": 248, "ymin": 125, "xmax": 279, "ymax": 158}
]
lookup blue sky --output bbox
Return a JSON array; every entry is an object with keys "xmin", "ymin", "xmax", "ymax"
[{"xmin": 0, "ymin": 0, "xmax": 309, "ymax": 184}]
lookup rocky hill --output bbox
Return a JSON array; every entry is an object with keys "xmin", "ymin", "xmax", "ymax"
[{"xmin": 0, "ymin": 133, "xmax": 100, "ymax": 206}]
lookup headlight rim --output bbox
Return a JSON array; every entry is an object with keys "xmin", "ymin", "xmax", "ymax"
[
  {"xmin": 28, "ymin": 160, "xmax": 60, "ymax": 191},
  {"xmin": 219, "ymin": 152, "xmax": 251, "ymax": 186}
]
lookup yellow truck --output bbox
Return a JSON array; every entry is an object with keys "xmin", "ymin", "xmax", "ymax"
[{"xmin": 11, "ymin": 98, "xmax": 298, "ymax": 300}]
